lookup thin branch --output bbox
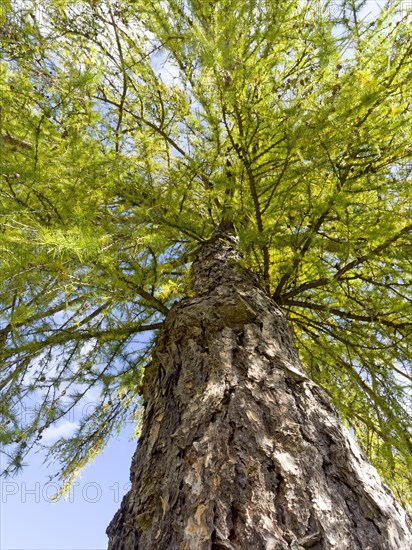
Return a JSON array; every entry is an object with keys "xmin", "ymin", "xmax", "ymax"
[
  {"xmin": 334, "ymin": 223, "xmax": 412, "ymax": 280},
  {"xmin": 280, "ymin": 298, "xmax": 412, "ymax": 330}
]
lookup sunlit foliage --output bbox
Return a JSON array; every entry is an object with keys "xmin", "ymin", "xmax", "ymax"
[{"xmin": 1, "ymin": 0, "xmax": 411, "ymax": 505}]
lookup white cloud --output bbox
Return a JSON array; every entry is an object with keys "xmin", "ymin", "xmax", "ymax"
[{"xmin": 41, "ymin": 420, "xmax": 79, "ymax": 443}]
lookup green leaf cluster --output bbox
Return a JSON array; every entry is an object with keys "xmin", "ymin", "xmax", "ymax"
[{"xmin": 1, "ymin": 0, "xmax": 411, "ymax": 505}]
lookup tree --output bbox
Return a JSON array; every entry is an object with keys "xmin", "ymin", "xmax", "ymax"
[{"xmin": 1, "ymin": 0, "xmax": 411, "ymax": 546}]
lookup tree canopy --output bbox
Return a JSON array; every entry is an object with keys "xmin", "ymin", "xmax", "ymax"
[{"xmin": 1, "ymin": 0, "xmax": 411, "ymax": 506}]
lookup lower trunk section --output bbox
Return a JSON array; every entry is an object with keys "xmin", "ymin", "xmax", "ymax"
[{"xmin": 107, "ymin": 237, "xmax": 411, "ymax": 549}]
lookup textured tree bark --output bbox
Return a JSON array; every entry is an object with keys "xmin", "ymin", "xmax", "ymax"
[{"xmin": 107, "ymin": 233, "xmax": 412, "ymax": 550}]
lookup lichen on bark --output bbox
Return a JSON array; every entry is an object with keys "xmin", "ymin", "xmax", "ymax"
[{"xmin": 107, "ymin": 233, "xmax": 412, "ymax": 549}]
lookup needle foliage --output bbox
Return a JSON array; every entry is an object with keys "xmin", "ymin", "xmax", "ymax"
[{"xmin": 1, "ymin": 0, "xmax": 411, "ymax": 505}]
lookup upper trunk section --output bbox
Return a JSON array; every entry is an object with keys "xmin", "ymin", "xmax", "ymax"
[
  {"xmin": 107, "ymin": 233, "xmax": 411, "ymax": 550},
  {"xmin": 190, "ymin": 231, "xmax": 261, "ymax": 296}
]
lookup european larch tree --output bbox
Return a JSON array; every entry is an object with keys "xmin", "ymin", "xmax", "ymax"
[{"xmin": 0, "ymin": 0, "xmax": 411, "ymax": 548}]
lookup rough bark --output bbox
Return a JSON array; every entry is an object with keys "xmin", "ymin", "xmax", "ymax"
[{"xmin": 107, "ymin": 233, "xmax": 412, "ymax": 550}]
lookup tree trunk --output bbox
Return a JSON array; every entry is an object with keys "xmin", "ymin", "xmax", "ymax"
[{"xmin": 106, "ymin": 233, "xmax": 411, "ymax": 549}]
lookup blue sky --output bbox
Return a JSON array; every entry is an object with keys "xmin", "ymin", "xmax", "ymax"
[{"xmin": 0, "ymin": 426, "xmax": 136, "ymax": 550}]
